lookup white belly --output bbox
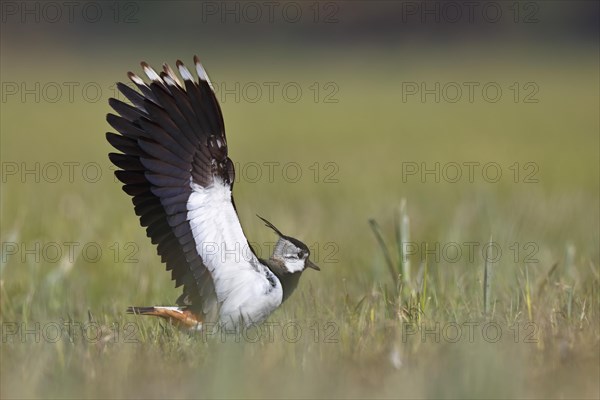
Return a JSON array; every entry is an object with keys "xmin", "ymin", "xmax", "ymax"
[{"xmin": 218, "ymin": 268, "xmax": 283, "ymax": 329}]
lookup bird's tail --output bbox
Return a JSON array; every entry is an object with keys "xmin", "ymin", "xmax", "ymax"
[{"xmin": 126, "ymin": 306, "xmax": 203, "ymax": 330}]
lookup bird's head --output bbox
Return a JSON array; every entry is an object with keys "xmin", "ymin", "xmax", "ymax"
[{"xmin": 257, "ymin": 215, "xmax": 320, "ymax": 274}]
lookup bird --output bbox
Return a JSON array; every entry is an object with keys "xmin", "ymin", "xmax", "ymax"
[{"xmin": 105, "ymin": 56, "xmax": 320, "ymax": 331}]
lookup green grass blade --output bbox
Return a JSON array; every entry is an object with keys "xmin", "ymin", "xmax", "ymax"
[
  {"xmin": 400, "ymin": 199, "xmax": 411, "ymax": 286},
  {"xmin": 369, "ymin": 218, "xmax": 398, "ymax": 288},
  {"xmin": 483, "ymin": 235, "xmax": 494, "ymax": 316}
]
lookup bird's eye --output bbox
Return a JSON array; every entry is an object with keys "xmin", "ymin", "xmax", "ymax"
[{"xmin": 298, "ymin": 251, "xmax": 304, "ymax": 258}]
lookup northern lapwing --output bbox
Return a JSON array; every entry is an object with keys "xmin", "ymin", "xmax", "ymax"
[{"xmin": 106, "ymin": 56, "xmax": 320, "ymax": 330}]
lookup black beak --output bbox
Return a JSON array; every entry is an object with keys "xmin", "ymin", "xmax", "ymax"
[{"xmin": 306, "ymin": 259, "xmax": 320, "ymax": 271}]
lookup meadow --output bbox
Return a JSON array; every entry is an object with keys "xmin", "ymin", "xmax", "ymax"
[{"xmin": 1, "ymin": 43, "xmax": 599, "ymax": 399}]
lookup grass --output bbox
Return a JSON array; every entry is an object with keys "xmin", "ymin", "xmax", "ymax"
[{"xmin": 1, "ymin": 45, "xmax": 599, "ymax": 399}]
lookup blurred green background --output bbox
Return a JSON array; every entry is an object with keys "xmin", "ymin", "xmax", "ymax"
[{"xmin": 1, "ymin": 1, "xmax": 598, "ymax": 399}]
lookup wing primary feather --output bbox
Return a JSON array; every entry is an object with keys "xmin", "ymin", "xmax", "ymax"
[
  {"xmin": 107, "ymin": 114, "xmax": 146, "ymax": 139},
  {"xmin": 193, "ymin": 55, "xmax": 215, "ymax": 91},
  {"xmin": 109, "ymin": 153, "xmax": 144, "ymax": 171},
  {"xmin": 176, "ymin": 60, "xmax": 194, "ymax": 82},
  {"xmin": 127, "ymin": 72, "xmax": 159, "ymax": 104},
  {"xmin": 163, "ymin": 63, "xmax": 183, "ymax": 88},
  {"xmin": 122, "ymin": 184, "xmax": 149, "ymax": 196},
  {"xmin": 109, "ymin": 98, "xmax": 145, "ymax": 122},
  {"xmin": 116, "ymin": 82, "xmax": 148, "ymax": 113},
  {"xmin": 115, "ymin": 170, "xmax": 146, "ymax": 185},
  {"xmin": 141, "ymin": 61, "xmax": 162, "ymax": 83},
  {"xmin": 106, "ymin": 132, "xmax": 144, "ymax": 156}
]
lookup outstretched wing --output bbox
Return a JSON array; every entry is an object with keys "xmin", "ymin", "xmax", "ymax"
[{"xmin": 106, "ymin": 57, "xmax": 266, "ymax": 321}]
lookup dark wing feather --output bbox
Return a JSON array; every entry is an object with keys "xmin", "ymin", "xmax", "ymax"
[{"xmin": 106, "ymin": 57, "xmax": 233, "ymax": 320}]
